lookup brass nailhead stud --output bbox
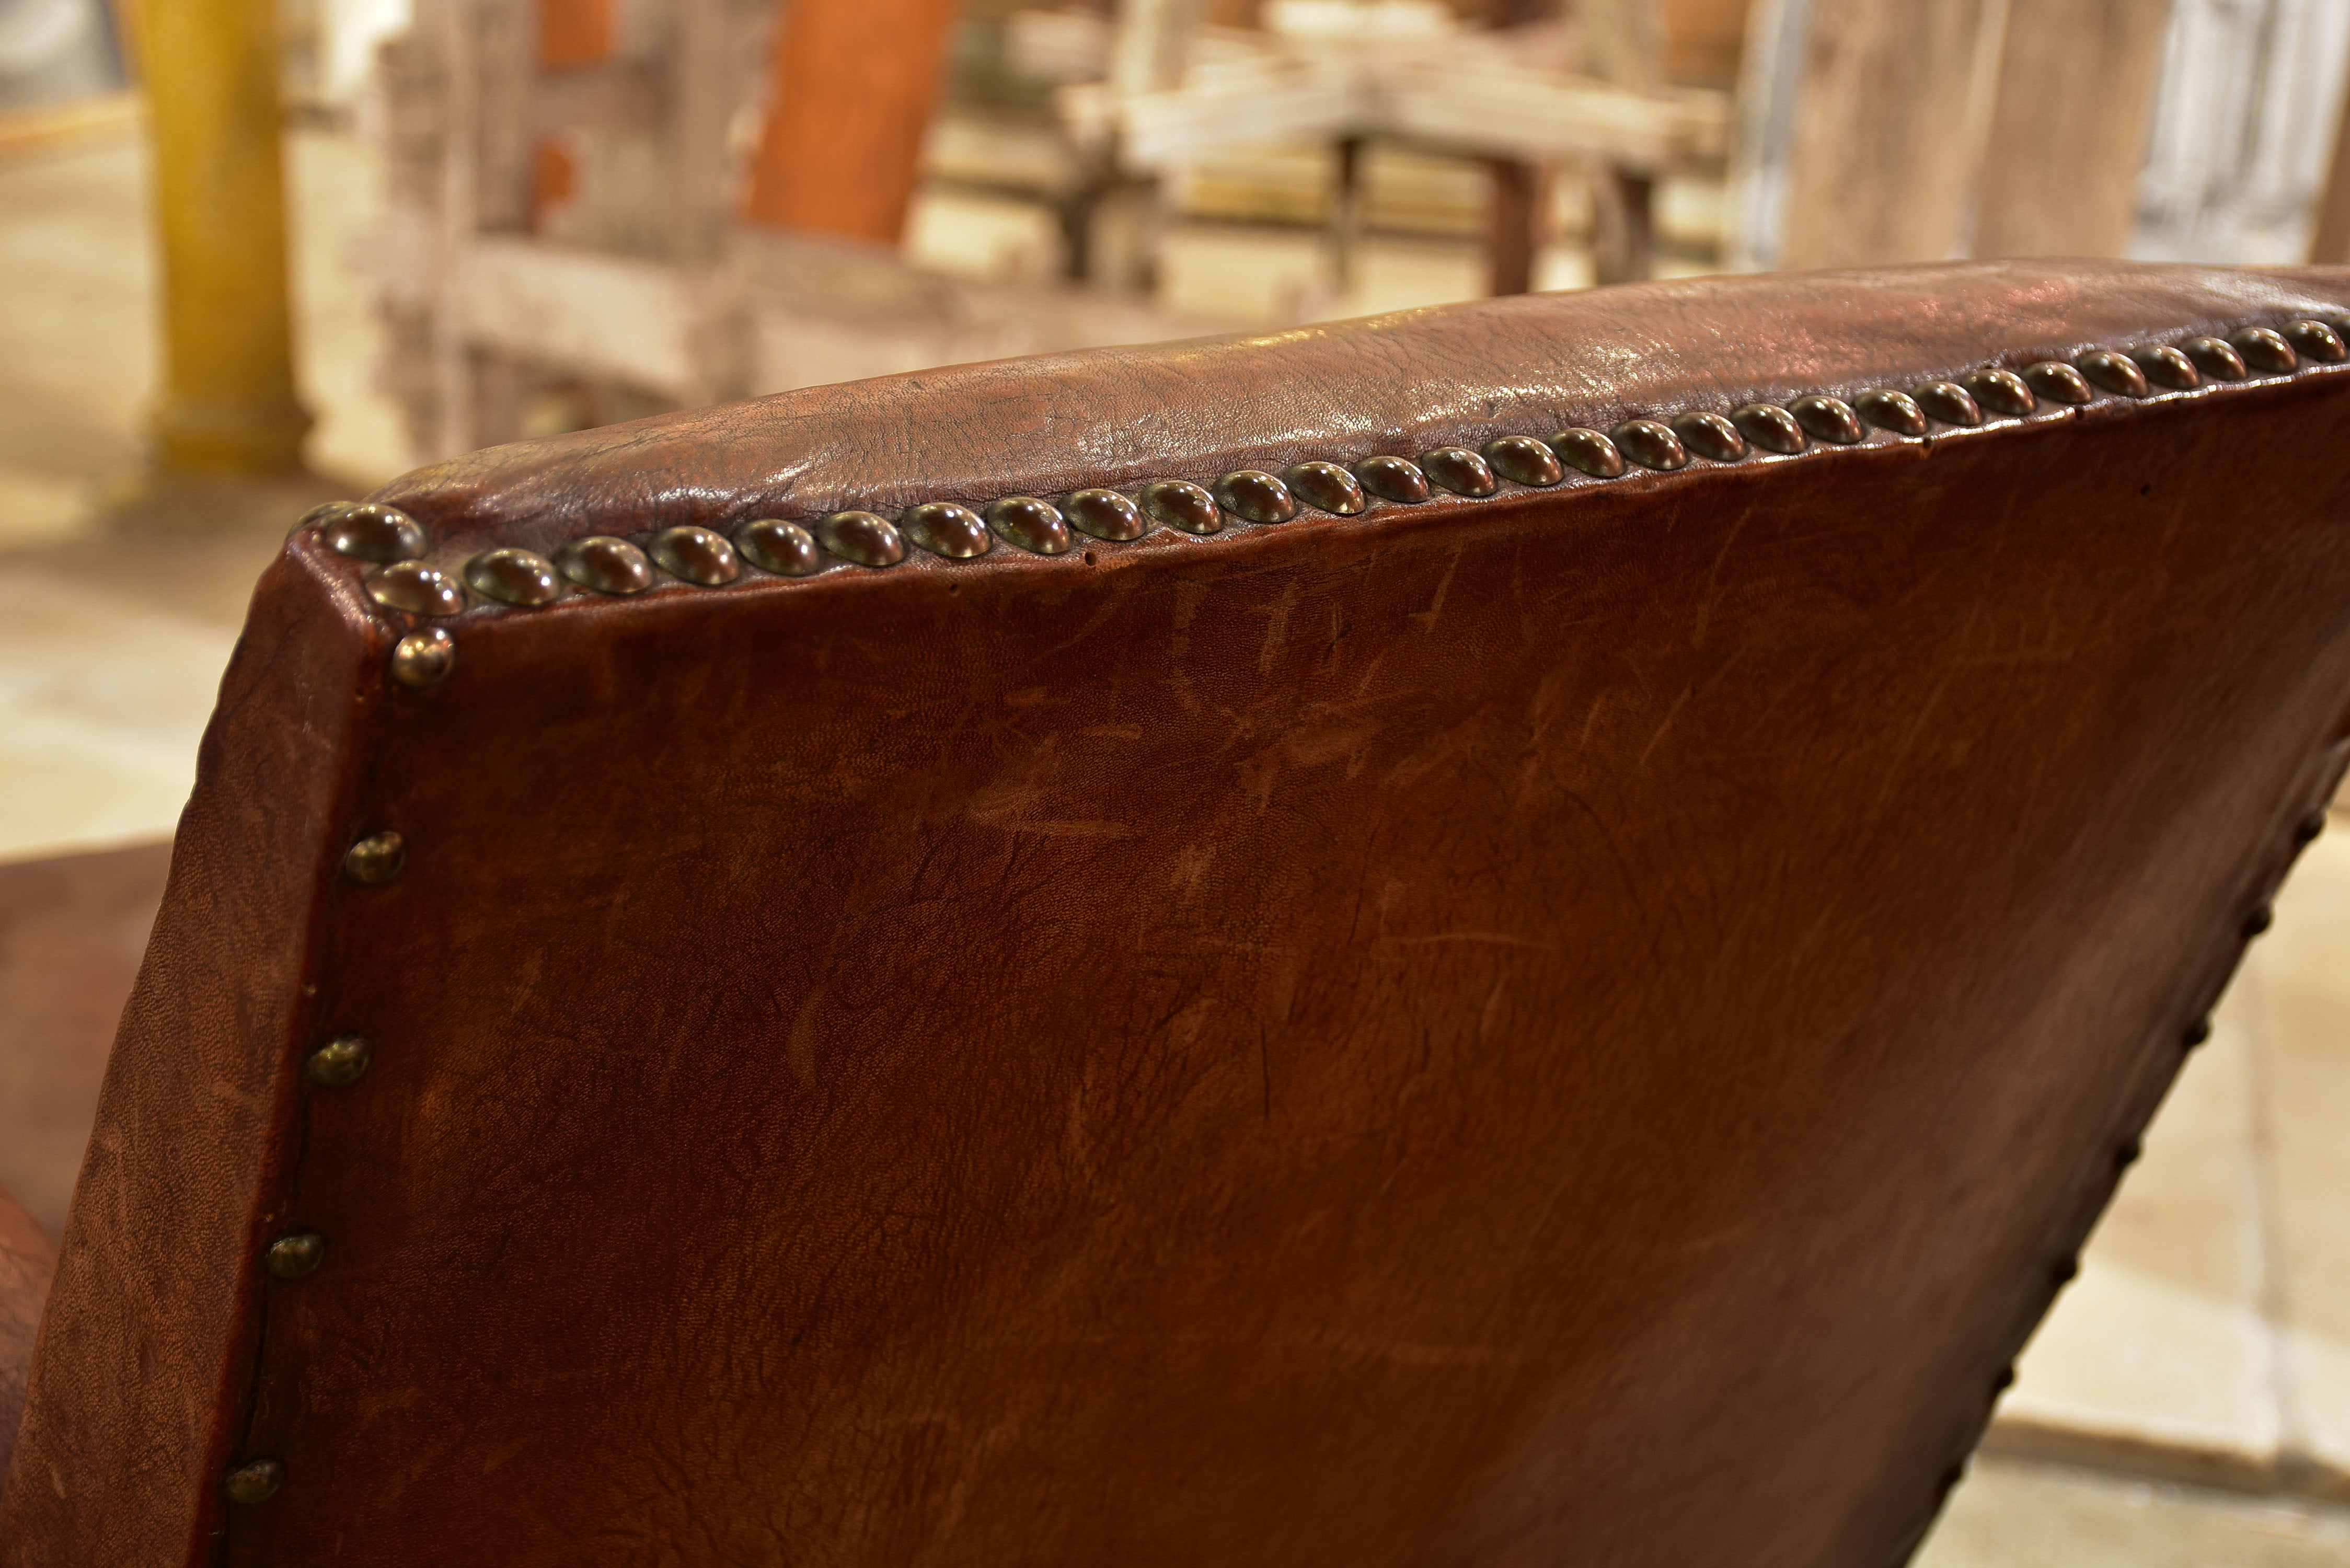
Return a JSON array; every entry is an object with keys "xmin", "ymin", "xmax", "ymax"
[
  {"xmin": 2077, "ymin": 349, "xmax": 2149, "ymax": 398},
  {"xmin": 342, "ymin": 831, "xmax": 406, "ymax": 885},
  {"xmin": 2242, "ymin": 904, "xmax": 2273, "ymax": 938},
  {"xmin": 1215, "ymin": 469, "xmax": 1297, "ymax": 523},
  {"xmin": 1671, "ymin": 411, "xmax": 1745, "ymax": 462},
  {"xmin": 464, "ymin": 547, "xmax": 561, "ymax": 606},
  {"xmin": 2052, "ymin": 1258, "xmax": 2078, "ymax": 1286},
  {"xmin": 1420, "ymin": 446, "xmax": 1497, "ymax": 496},
  {"xmin": 816, "ymin": 511, "xmax": 906, "ymax": 565},
  {"xmin": 901, "ymin": 502, "xmax": 992, "ymax": 558},
  {"xmin": 1962, "ymin": 368, "xmax": 2036, "ymax": 417},
  {"xmin": 2130, "ymin": 344, "xmax": 2200, "ymax": 390},
  {"xmin": 1854, "ymin": 389, "xmax": 1928, "ymax": 436},
  {"xmin": 364, "ymin": 561, "xmax": 465, "ymax": 617},
  {"xmin": 1139, "ymin": 480, "xmax": 1222, "ymax": 534},
  {"xmin": 305, "ymin": 1034, "xmax": 372, "ymax": 1087},
  {"xmin": 389, "ymin": 628, "xmax": 454, "ymax": 689},
  {"xmin": 651, "ymin": 525, "xmax": 740, "ymax": 584},
  {"xmin": 1483, "ymin": 435, "xmax": 1562, "ymax": 487},
  {"xmin": 1790, "ymin": 394, "xmax": 1863, "ymax": 444},
  {"xmin": 1732, "ymin": 403, "xmax": 1805, "ymax": 454},
  {"xmin": 2294, "ymin": 811, "xmax": 2326, "ymax": 847},
  {"xmin": 1611, "ymin": 419, "xmax": 1688, "ymax": 470},
  {"xmin": 266, "ymin": 1231, "xmax": 326, "ymax": 1281},
  {"xmin": 2231, "ymin": 327, "xmax": 2296, "ymax": 375},
  {"xmin": 739, "ymin": 519, "xmax": 823, "ymax": 577},
  {"xmin": 1550, "ymin": 428, "xmax": 1623, "ymax": 478},
  {"xmin": 2180, "ymin": 337, "xmax": 2247, "ymax": 381},
  {"xmin": 1283, "ymin": 460, "xmax": 1366, "ymax": 515},
  {"xmin": 2184, "ymin": 1018, "xmax": 2212, "ymax": 1048},
  {"xmin": 2115, "ymin": 1138, "xmax": 2142, "ymax": 1169},
  {"xmin": 223, "ymin": 1459, "xmax": 284, "ymax": 1505},
  {"xmin": 2285, "ymin": 319, "xmax": 2346, "ymax": 362},
  {"xmin": 317, "ymin": 502, "xmax": 424, "ymax": 564},
  {"xmin": 2022, "ymin": 361, "xmax": 2092, "ymax": 405},
  {"xmin": 556, "ymin": 536, "xmax": 654, "ymax": 594},
  {"xmin": 1911, "ymin": 382, "xmax": 1982, "ymax": 427},
  {"xmin": 1992, "ymin": 1366, "xmax": 2015, "ymax": 1393},
  {"xmin": 986, "ymin": 496, "xmax": 1074, "ymax": 554},
  {"xmin": 1353, "ymin": 455, "xmax": 1430, "ymax": 503},
  {"xmin": 1065, "ymin": 488, "xmax": 1148, "ymax": 538}
]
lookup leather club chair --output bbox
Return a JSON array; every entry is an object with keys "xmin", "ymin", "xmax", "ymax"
[{"xmin": 3, "ymin": 261, "xmax": 2348, "ymax": 1566}]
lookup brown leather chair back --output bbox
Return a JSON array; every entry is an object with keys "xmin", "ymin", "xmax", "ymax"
[{"xmin": 6, "ymin": 262, "xmax": 2350, "ymax": 1566}]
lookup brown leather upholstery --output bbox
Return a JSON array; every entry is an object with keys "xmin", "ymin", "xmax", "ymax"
[{"xmin": 5, "ymin": 261, "xmax": 2350, "ymax": 1566}]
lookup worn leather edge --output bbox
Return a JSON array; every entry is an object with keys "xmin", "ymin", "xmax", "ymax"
[
  {"xmin": 366, "ymin": 260, "xmax": 2350, "ymax": 559},
  {"xmin": 0, "ymin": 552, "xmax": 384, "ymax": 1567},
  {"xmin": 0, "ymin": 1184, "xmax": 57, "ymax": 1493}
]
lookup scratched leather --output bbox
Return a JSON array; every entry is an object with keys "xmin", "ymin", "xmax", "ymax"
[
  {"xmin": 0, "ymin": 1189, "xmax": 55, "ymax": 1484},
  {"xmin": 7, "ymin": 264, "xmax": 2350, "ymax": 1567}
]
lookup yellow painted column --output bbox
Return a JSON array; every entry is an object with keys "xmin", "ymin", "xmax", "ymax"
[{"xmin": 134, "ymin": 0, "xmax": 312, "ymax": 472}]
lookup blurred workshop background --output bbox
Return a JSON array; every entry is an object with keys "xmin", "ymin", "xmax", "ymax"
[{"xmin": 2, "ymin": 2, "xmax": 2349, "ymax": 1563}]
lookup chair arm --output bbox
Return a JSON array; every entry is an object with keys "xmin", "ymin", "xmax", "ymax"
[{"xmin": 0, "ymin": 1181, "xmax": 57, "ymax": 1486}]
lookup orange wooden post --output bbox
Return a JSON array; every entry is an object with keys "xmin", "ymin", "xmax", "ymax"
[{"xmin": 741, "ymin": 0, "xmax": 967, "ymax": 245}]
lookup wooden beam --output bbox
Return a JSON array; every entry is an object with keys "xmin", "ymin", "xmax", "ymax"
[
  {"xmin": 1973, "ymin": 0, "xmax": 2168, "ymax": 258},
  {"xmin": 741, "ymin": 0, "xmax": 967, "ymax": 245},
  {"xmin": 1777, "ymin": 0, "xmax": 2000, "ymax": 270}
]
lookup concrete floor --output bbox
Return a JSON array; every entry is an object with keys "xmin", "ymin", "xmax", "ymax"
[{"xmin": 3, "ymin": 116, "xmax": 2350, "ymax": 1564}]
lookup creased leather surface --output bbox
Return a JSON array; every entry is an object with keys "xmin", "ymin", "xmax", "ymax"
[
  {"xmin": 7, "ymin": 264, "xmax": 2350, "ymax": 1566},
  {"xmin": 372, "ymin": 259, "xmax": 2350, "ymax": 562},
  {"xmin": 0, "ymin": 560, "xmax": 381, "ymax": 1566}
]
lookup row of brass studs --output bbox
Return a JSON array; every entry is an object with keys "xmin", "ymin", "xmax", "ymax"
[
  {"xmin": 302, "ymin": 318, "xmax": 2350, "ymax": 693},
  {"xmin": 221, "ymin": 835, "xmax": 406, "ymax": 1505}
]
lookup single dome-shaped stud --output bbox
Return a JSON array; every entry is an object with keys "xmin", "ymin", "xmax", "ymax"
[
  {"xmin": 1353, "ymin": 455, "xmax": 1430, "ymax": 503},
  {"xmin": 1962, "ymin": 368, "xmax": 2036, "ymax": 417},
  {"xmin": 318, "ymin": 502, "xmax": 425, "ymax": 564},
  {"xmin": 1283, "ymin": 461, "xmax": 1366, "ymax": 515},
  {"xmin": 555, "ymin": 536, "xmax": 654, "ymax": 594},
  {"xmin": 2285, "ymin": 319, "xmax": 2346, "ymax": 362},
  {"xmin": 389, "ymin": 628, "xmax": 454, "ymax": 689},
  {"xmin": 2230, "ymin": 327, "xmax": 2296, "ymax": 375},
  {"xmin": 816, "ymin": 511, "xmax": 906, "ymax": 566},
  {"xmin": 1065, "ymin": 488, "xmax": 1148, "ymax": 539},
  {"xmin": 364, "ymin": 561, "xmax": 465, "ymax": 616},
  {"xmin": 1732, "ymin": 403, "xmax": 1805, "ymax": 454},
  {"xmin": 296, "ymin": 499, "xmax": 358, "ymax": 535},
  {"xmin": 265, "ymin": 1231, "xmax": 326, "ymax": 1281},
  {"xmin": 1550, "ymin": 428, "xmax": 1624, "ymax": 477},
  {"xmin": 986, "ymin": 496, "xmax": 1074, "ymax": 554},
  {"xmin": 2022, "ymin": 361, "xmax": 2093, "ymax": 405},
  {"xmin": 2077, "ymin": 349, "xmax": 2149, "ymax": 398},
  {"xmin": 2130, "ymin": 344, "xmax": 2200, "ymax": 390},
  {"xmin": 1215, "ymin": 470, "xmax": 1297, "ymax": 523},
  {"xmin": 1139, "ymin": 480, "xmax": 1222, "ymax": 534},
  {"xmin": 1420, "ymin": 446, "xmax": 1497, "ymax": 497},
  {"xmin": 1911, "ymin": 382, "xmax": 1982, "ymax": 427},
  {"xmin": 342, "ymin": 831, "xmax": 406, "ymax": 885},
  {"xmin": 1671, "ymin": 411, "xmax": 1745, "ymax": 463},
  {"xmin": 463, "ymin": 547, "xmax": 561, "ymax": 606},
  {"xmin": 1483, "ymin": 435, "xmax": 1563, "ymax": 487},
  {"xmin": 223, "ymin": 1459, "xmax": 285, "ymax": 1506},
  {"xmin": 305, "ymin": 1034, "xmax": 372, "ymax": 1087},
  {"xmin": 1610, "ymin": 419, "xmax": 1688, "ymax": 470},
  {"xmin": 651, "ymin": 525, "xmax": 740, "ymax": 584},
  {"xmin": 2180, "ymin": 337, "xmax": 2247, "ymax": 381},
  {"xmin": 1855, "ymin": 389, "xmax": 1929, "ymax": 436},
  {"xmin": 1791, "ymin": 394, "xmax": 1864, "ymax": 444},
  {"xmin": 739, "ymin": 519, "xmax": 824, "ymax": 577},
  {"xmin": 901, "ymin": 502, "xmax": 992, "ymax": 558}
]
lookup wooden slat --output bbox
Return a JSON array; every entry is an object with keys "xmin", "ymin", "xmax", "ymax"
[
  {"xmin": 740, "ymin": 0, "xmax": 967, "ymax": 244},
  {"xmin": 1973, "ymin": 0, "xmax": 2169, "ymax": 259}
]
